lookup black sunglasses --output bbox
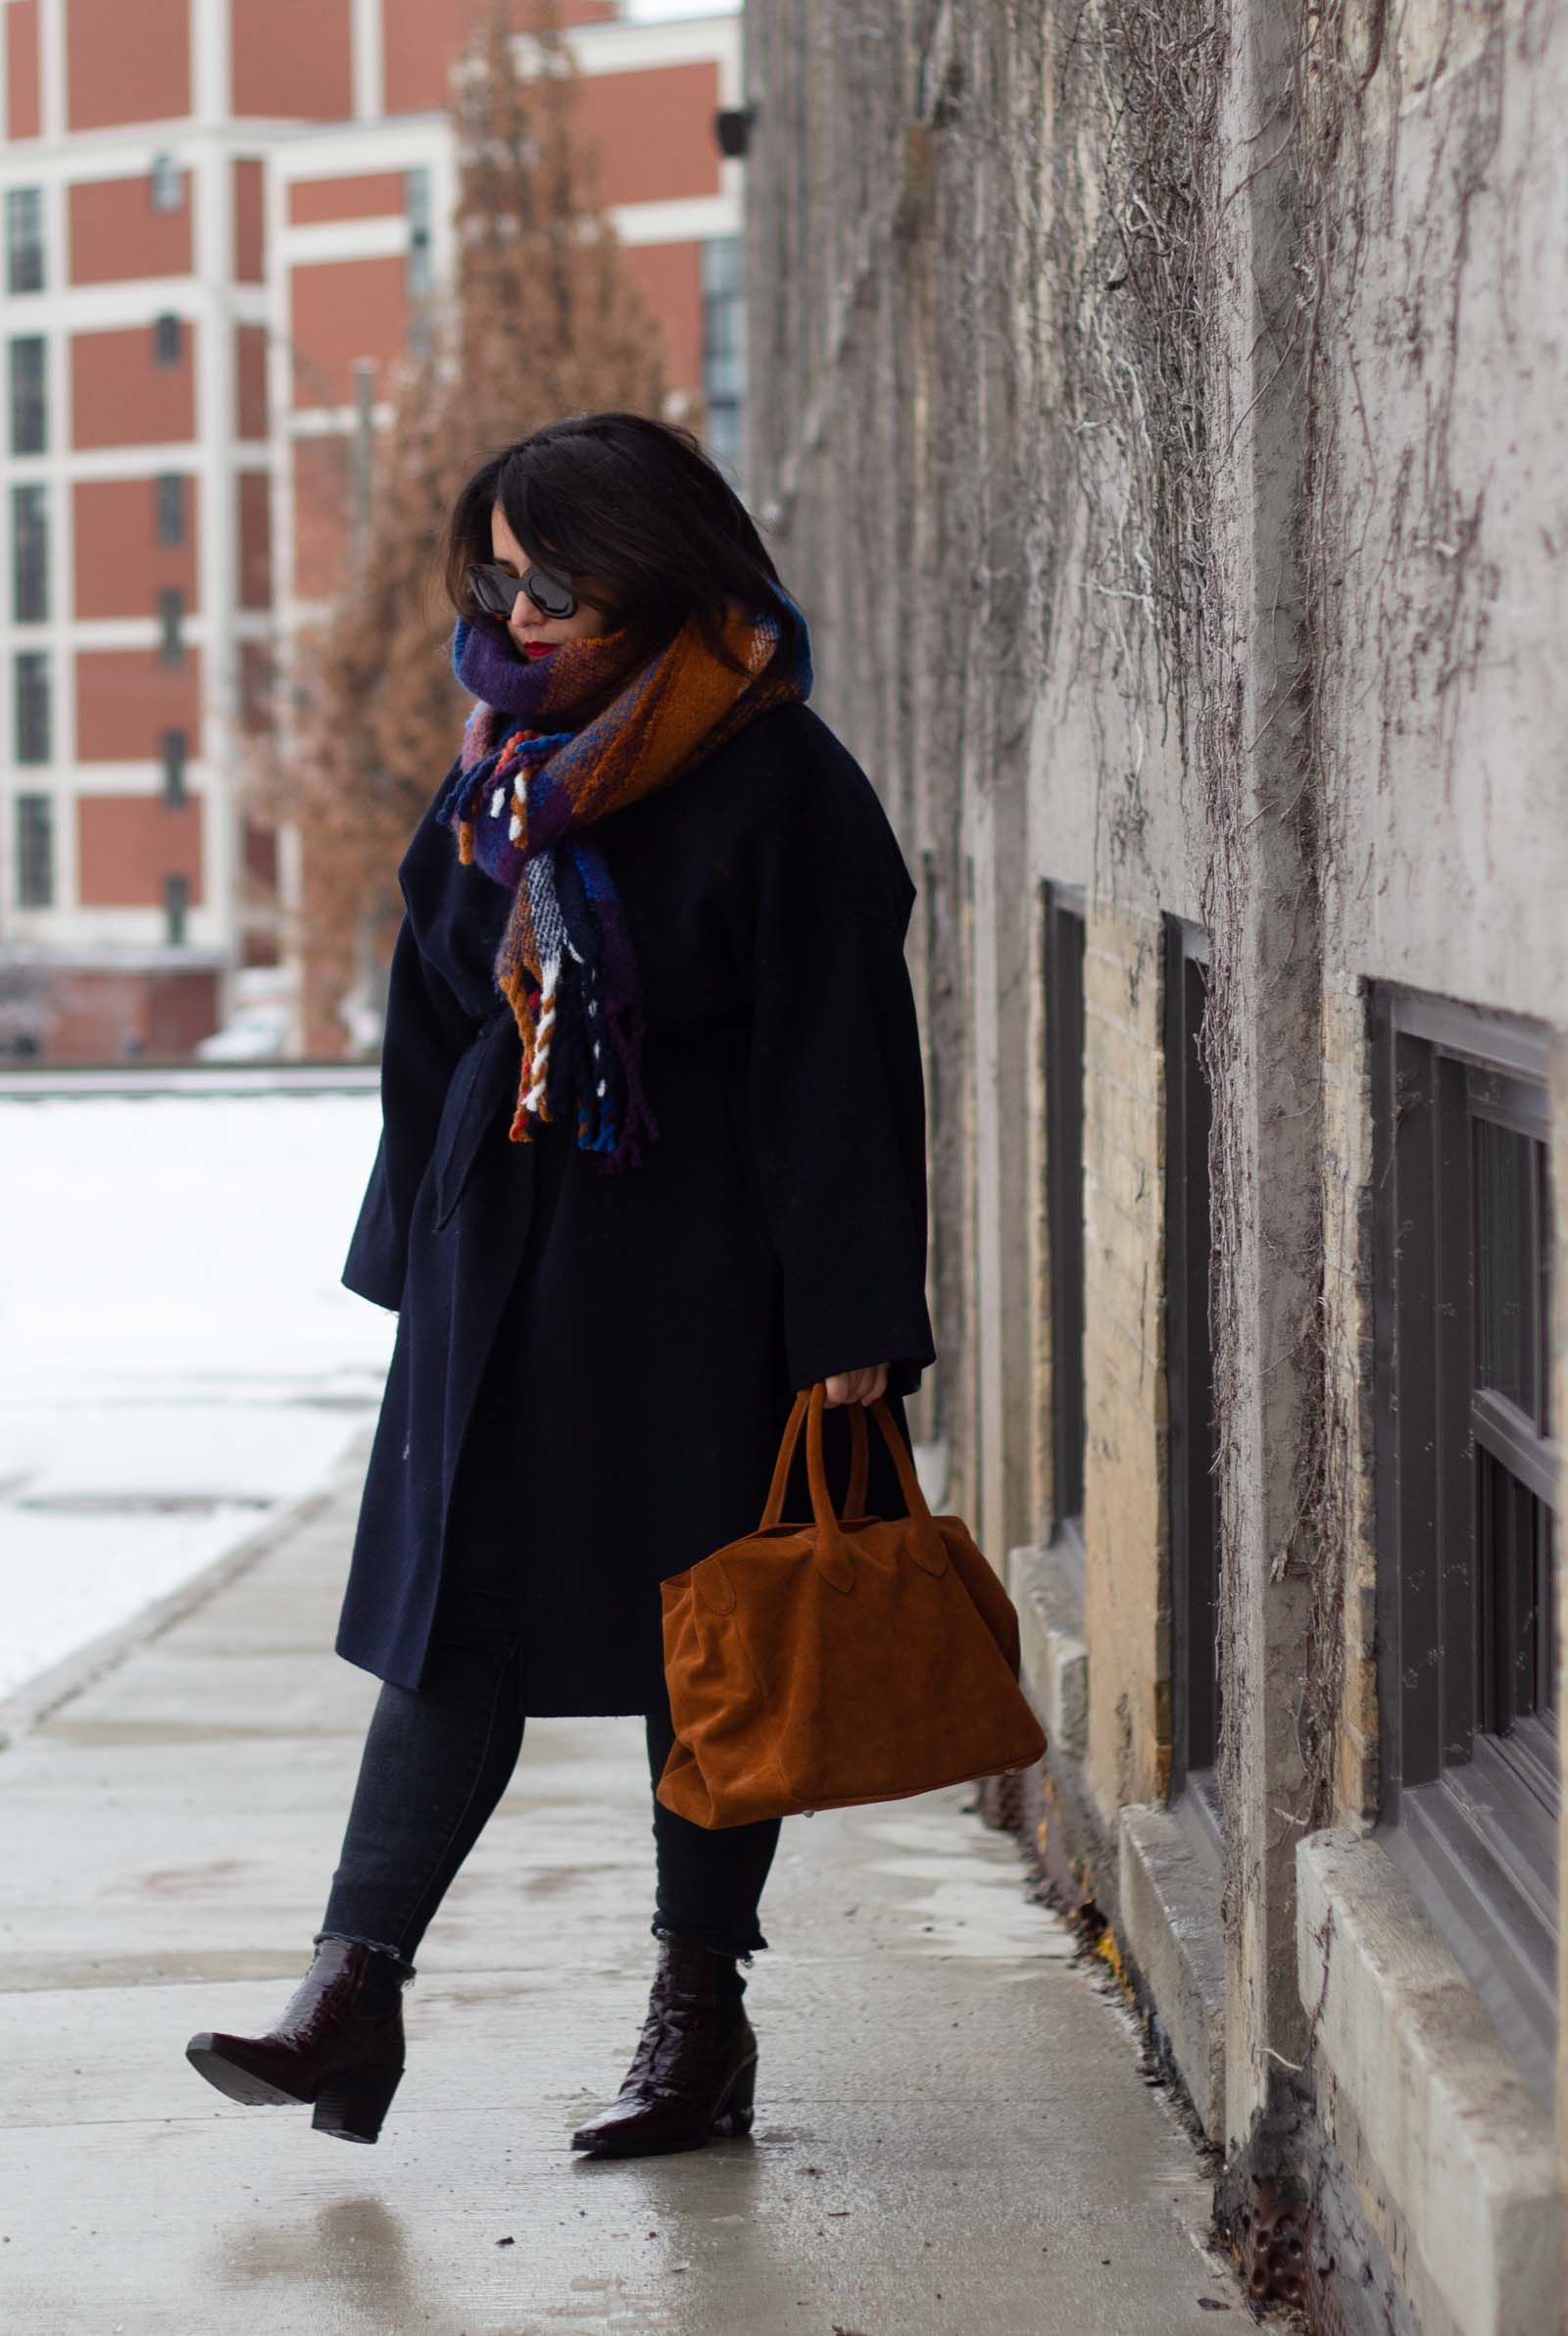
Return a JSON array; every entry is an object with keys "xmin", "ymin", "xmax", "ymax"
[{"xmin": 466, "ymin": 560, "xmax": 579, "ymax": 622}]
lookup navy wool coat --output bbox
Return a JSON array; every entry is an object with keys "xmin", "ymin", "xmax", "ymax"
[{"xmin": 336, "ymin": 699, "xmax": 938, "ymax": 1715}]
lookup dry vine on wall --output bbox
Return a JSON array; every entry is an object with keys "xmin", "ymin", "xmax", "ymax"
[{"xmin": 1045, "ymin": 0, "xmax": 1354, "ymax": 1961}]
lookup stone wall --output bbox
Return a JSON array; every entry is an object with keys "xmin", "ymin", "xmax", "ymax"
[{"xmin": 746, "ymin": 0, "xmax": 1568, "ymax": 2326}]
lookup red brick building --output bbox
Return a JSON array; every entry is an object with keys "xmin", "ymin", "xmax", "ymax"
[{"xmin": 0, "ymin": 0, "xmax": 743, "ymax": 1061}]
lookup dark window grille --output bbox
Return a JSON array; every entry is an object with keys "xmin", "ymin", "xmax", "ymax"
[
  {"xmin": 1164, "ymin": 917, "xmax": 1220, "ymax": 1820},
  {"xmin": 158, "ymin": 587, "xmax": 184, "ymax": 666},
  {"xmin": 1044, "ymin": 883, "xmax": 1087, "ymax": 1537},
  {"xmin": 6, "ymin": 187, "xmax": 44, "ymax": 293},
  {"xmin": 1372, "ymin": 983, "xmax": 1560, "ymax": 2095},
  {"xmin": 14, "ymin": 649, "xmax": 50, "ymax": 763},
  {"xmin": 161, "ymin": 728, "xmax": 188, "ymax": 807},
  {"xmin": 9, "ymin": 335, "xmax": 46, "ymax": 454},
  {"xmin": 153, "ymin": 314, "xmax": 182, "ymax": 368},
  {"xmin": 16, "ymin": 791, "xmax": 53, "ymax": 907},
  {"xmin": 156, "ymin": 473, "xmax": 185, "ymax": 547},
  {"xmin": 701, "ymin": 235, "xmax": 744, "ymax": 483},
  {"xmin": 164, "ymin": 870, "xmax": 189, "ymax": 946},
  {"xmin": 11, "ymin": 482, "xmax": 48, "ymax": 622}
]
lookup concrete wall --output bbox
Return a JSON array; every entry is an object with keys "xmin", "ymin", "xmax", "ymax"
[
  {"xmin": 1081, "ymin": 906, "xmax": 1170, "ymax": 1824},
  {"xmin": 1319, "ymin": 1, "xmax": 1568, "ymax": 1020},
  {"xmin": 743, "ymin": 2, "xmax": 1568, "ymax": 2328}
]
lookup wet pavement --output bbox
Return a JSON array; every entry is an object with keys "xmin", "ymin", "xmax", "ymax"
[{"xmin": 0, "ymin": 1434, "xmax": 1239, "ymax": 2334}]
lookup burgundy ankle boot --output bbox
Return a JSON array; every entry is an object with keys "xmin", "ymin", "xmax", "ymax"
[
  {"xmin": 571, "ymin": 1933, "xmax": 758, "ymax": 2159},
  {"xmin": 185, "ymin": 1936, "xmax": 414, "ymax": 2144}
]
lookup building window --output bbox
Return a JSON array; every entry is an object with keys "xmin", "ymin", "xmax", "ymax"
[
  {"xmin": 158, "ymin": 587, "xmax": 184, "ymax": 666},
  {"xmin": 153, "ymin": 314, "xmax": 183, "ymax": 368},
  {"xmin": 149, "ymin": 152, "xmax": 183, "ymax": 211},
  {"xmin": 161, "ymin": 728, "xmax": 188, "ymax": 807},
  {"xmin": 1044, "ymin": 883, "xmax": 1087, "ymax": 1544},
  {"xmin": 1372, "ymin": 983, "xmax": 1560, "ymax": 2091},
  {"xmin": 156, "ymin": 473, "xmax": 185, "ymax": 547},
  {"xmin": 15, "ymin": 792, "xmax": 53, "ymax": 908},
  {"xmin": 5, "ymin": 187, "xmax": 44, "ymax": 294},
  {"xmin": 701, "ymin": 235, "xmax": 744, "ymax": 483},
  {"xmin": 14, "ymin": 650, "xmax": 50, "ymax": 763},
  {"xmin": 405, "ymin": 165, "xmax": 433, "ymax": 344},
  {"xmin": 1164, "ymin": 917, "xmax": 1221, "ymax": 1830},
  {"xmin": 11, "ymin": 483, "xmax": 48, "ymax": 623},
  {"xmin": 9, "ymin": 335, "xmax": 46, "ymax": 455},
  {"xmin": 164, "ymin": 871, "xmax": 189, "ymax": 946}
]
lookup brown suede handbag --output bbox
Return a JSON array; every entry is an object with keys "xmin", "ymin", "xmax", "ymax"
[{"xmin": 655, "ymin": 1382, "xmax": 1048, "ymax": 1827}]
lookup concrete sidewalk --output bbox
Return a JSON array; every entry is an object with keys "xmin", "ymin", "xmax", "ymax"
[{"xmin": 0, "ymin": 1437, "xmax": 1239, "ymax": 2335}]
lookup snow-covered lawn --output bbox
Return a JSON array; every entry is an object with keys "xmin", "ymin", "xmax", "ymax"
[{"xmin": 0, "ymin": 1090, "xmax": 394, "ymax": 1702}]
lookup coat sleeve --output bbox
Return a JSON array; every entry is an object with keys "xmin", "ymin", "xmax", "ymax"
[
  {"xmin": 341, "ymin": 909, "xmax": 477, "ymax": 1311},
  {"xmin": 748, "ymin": 903, "xmax": 937, "ymax": 1397}
]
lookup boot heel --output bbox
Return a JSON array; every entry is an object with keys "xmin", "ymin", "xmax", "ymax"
[
  {"xmin": 312, "ymin": 2062, "xmax": 403, "ymax": 2145},
  {"xmin": 711, "ymin": 2052, "xmax": 758, "ymax": 2138}
]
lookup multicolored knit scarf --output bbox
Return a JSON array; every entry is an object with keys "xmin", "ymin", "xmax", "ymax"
[{"xmin": 437, "ymin": 596, "xmax": 812, "ymax": 1172}]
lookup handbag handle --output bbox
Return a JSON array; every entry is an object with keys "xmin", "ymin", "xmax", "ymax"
[
  {"xmin": 760, "ymin": 1386, "xmax": 867, "ymax": 1526},
  {"xmin": 761, "ymin": 1382, "xmax": 948, "ymax": 1586}
]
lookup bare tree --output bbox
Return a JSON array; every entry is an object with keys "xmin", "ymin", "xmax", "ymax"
[{"xmin": 250, "ymin": 0, "xmax": 668, "ymax": 1056}]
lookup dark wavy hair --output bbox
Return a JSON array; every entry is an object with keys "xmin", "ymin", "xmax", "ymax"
[{"xmin": 441, "ymin": 411, "xmax": 802, "ymax": 680}]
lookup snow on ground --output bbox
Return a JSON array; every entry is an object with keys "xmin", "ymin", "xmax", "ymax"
[{"xmin": 0, "ymin": 1090, "xmax": 395, "ymax": 1701}]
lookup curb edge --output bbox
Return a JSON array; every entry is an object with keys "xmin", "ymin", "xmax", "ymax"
[{"xmin": 0, "ymin": 1423, "xmax": 374, "ymax": 1754}]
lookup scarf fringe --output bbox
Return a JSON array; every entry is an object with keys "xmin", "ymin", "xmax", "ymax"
[{"xmin": 599, "ymin": 1005, "xmax": 659, "ymax": 1173}]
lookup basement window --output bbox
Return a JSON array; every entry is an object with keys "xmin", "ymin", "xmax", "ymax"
[
  {"xmin": 1044, "ymin": 883, "xmax": 1087, "ymax": 1563},
  {"xmin": 1164, "ymin": 916, "xmax": 1220, "ymax": 1842},
  {"xmin": 1372, "ymin": 983, "xmax": 1560, "ymax": 2098}
]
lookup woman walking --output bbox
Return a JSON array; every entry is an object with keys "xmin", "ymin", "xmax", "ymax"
[{"xmin": 184, "ymin": 412, "xmax": 935, "ymax": 2159}]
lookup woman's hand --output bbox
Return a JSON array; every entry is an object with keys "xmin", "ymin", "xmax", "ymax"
[{"xmin": 822, "ymin": 1364, "xmax": 890, "ymax": 1408}]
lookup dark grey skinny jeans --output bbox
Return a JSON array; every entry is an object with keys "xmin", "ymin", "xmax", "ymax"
[{"xmin": 317, "ymin": 1577, "xmax": 780, "ymax": 1972}]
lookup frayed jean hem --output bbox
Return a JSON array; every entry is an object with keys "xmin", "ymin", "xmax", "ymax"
[
  {"xmin": 650, "ymin": 1914, "xmax": 767, "ymax": 1966},
  {"xmin": 314, "ymin": 1927, "xmax": 418, "ymax": 1978}
]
